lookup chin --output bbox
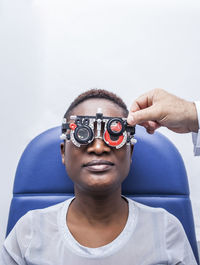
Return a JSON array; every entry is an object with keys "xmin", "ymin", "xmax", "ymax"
[{"xmin": 81, "ymin": 174, "xmax": 121, "ymax": 194}]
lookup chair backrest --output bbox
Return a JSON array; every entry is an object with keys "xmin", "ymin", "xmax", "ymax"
[{"xmin": 6, "ymin": 125, "xmax": 199, "ymax": 263}]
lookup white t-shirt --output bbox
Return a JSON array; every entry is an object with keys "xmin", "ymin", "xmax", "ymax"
[
  {"xmin": 193, "ymin": 101, "xmax": 200, "ymax": 156},
  {"xmin": 1, "ymin": 197, "xmax": 197, "ymax": 265}
]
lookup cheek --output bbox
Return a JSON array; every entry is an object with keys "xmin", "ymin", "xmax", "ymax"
[
  {"xmin": 116, "ymin": 147, "xmax": 132, "ymax": 179},
  {"xmin": 63, "ymin": 143, "xmax": 81, "ymax": 178}
]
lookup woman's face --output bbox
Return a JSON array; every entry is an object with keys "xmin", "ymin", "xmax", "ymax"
[{"xmin": 61, "ymin": 98, "xmax": 133, "ymax": 195}]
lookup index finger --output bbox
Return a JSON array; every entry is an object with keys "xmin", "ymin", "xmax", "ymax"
[{"xmin": 130, "ymin": 91, "xmax": 154, "ymax": 112}]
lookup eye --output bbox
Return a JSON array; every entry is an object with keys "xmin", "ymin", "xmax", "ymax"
[
  {"xmin": 77, "ymin": 127, "xmax": 90, "ymax": 140},
  {"xmin": 107, "ymin": 118, "xmax": 124, "ymax": 136},
  {"xmin": 74, "ymin": 126, "xmax": 93, "ymax": 144},
  {"xmin": 110, "ymin": 121, "xmax": 122, "ymax": 133}
]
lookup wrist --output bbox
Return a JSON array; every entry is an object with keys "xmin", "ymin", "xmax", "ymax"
[{"xmin": 187, "ymin": 101, "xmax": 199, "ymax": 133}]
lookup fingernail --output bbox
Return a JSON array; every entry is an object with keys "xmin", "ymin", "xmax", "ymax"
[{"xmin": 127, "ymin": 116, "xmax": 134, "ymax": 124}]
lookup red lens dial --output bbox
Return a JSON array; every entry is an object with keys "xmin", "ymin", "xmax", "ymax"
[{"xmin": 104, "ymin": 130, "xmax": 124, "ymax": 146}]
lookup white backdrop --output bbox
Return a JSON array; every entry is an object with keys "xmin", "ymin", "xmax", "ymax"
[{"xmin": 0, "ymin": 0, "xmax": 200, "ymax": 250}]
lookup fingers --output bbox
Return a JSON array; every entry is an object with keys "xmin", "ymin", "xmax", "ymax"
[
  {"xmin": 129, "ymin": 91, "xmax": 154, "ymax": 113},
  {"xmin": 146, "ymin": 121, "xmax": 161, "ymax": 134},
  {"xmin": 127, "ymin": 105, "xmax": 161, "ymax": 126},
  {"xmin": 127, "ymin": 91, "xmax": 155, "ymax": 125},
  {"xmin": 138, "ymin": 120, "xmax": 161, "ymax": 134}
]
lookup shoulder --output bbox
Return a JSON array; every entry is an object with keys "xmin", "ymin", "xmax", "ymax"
[
  {"xmin": 127, "ymin": 200, "xmax": 190, "ymax": 247},
  {"xmin": 19, "ymin": 200, "xmax": 67, "ymax": 224},
  {"xmin": 7, "ymin": 199, "xmax": 71, "ymax": 240},
  {"xmin": 128, "ymin": 198, "xmax": 170, "ymax": 217},
  {"xmin": 27, "ymin": 200, "xmax": 67, "ymax": 219},
  {"xmin": 4, "ymin": 199, "xmax": 71, "ymax": 255},
  {"xmin": 127, "ymin": 198, "xmax": 181, "ymax": 229}
]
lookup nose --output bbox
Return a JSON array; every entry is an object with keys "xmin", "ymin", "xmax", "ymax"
[{"xmin": 87, "ymin": 138, "xmax": 111, "ymax": 155}]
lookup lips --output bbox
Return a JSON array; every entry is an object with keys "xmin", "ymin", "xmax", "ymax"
[{"xmin": 83, "ymin": 160, "xmax": 114, "ymax": 172}]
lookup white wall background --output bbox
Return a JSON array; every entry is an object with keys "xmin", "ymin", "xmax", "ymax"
[{"xmin": 0, "ymin": 0, "xmax": 200, "ymax": 251}]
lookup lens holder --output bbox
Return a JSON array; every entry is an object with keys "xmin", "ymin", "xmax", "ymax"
[
  {"xmin": 106, "ymin": 118, "xmax": 125, "ymax": 136},
  {"xmin": 74, "ymin": 125, "xmax": 93, "ymax": 144}
]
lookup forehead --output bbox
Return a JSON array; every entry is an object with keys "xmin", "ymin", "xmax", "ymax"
[{"xmin": 71, "ymin": 98, "xmax": 125, "ymax": 117}]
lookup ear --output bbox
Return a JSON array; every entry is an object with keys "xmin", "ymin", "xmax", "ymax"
[
  {"xmin": 130, "ymin": 144, "xmax": 134, "ymax": 162},
  {"xmin": 60, "ymin": 142, "xmax": 65, "ymax": 164}
]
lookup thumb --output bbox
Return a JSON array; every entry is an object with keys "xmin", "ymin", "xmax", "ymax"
[{"xmin": 127, "ymin": 105, "xmax": 160, "ymax": 125}]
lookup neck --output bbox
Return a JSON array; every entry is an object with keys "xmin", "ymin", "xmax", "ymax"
[{"xmin": 69, "ymin": 186, "xmax": 128, "ymax": 224}]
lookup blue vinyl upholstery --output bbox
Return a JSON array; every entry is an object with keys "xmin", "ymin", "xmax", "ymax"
[{"xmin": 6, "ymin": 126, "xmax": 199, "ymax": 263}]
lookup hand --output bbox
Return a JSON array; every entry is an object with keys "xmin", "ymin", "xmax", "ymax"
[{"xmin": 127, "ymin": 88, "xmax": 199, "ymax": 134}]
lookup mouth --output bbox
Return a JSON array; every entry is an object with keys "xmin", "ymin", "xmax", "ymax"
[{"xmin": 83, "ymin": 160, "xmax": 114, "ymax": 172}]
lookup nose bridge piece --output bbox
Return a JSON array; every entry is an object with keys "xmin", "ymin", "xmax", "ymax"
[
  {"xmin": 96, "ymin": 116, "xmax": 102, "ymax": 139},
  {"xmin": 93, "ymin": 118, "xmax": 105, "ymax": 140}
]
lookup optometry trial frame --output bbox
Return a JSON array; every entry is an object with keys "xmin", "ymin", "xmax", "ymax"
[{"xmin": 60, "ymin": 108, "xmax": 137, "ymax": 149}]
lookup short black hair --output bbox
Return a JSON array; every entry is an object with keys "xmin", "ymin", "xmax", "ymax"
[{"xmin": 64, "ymin": 88, "xmax": 128, "ymax": 120}]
